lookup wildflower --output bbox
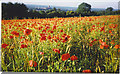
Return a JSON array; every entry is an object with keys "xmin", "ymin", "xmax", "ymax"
[
  {"xmin": 70, "ymin": 55, "xmax": 78, "ymax": 61},
  {"xmin": 89, "ymin": 44, "xmax": 93, "ymax": 46},
  {"xmin": 100, "ymin": 26, "xmax": 105, "ymax": 32},
  {"xmin": 40, "ymin": 33, "xmax": 47, "ymax": 41},
  {"xmin": 39, "ymin": 51, "xmax": 44, "ymax": 55},
  {"xmin": 42, "ymin": 29, "xmax": 46, "ymax": 33},
  {"xmin": 100, "ymin": 45, "xmax": 104, "ymax": 49},
  {"xmin": 111, "ymin": 40, "xmax": 115, "ymax": 45},
  {"xmin": 60, "ymin": 29, "xmax": 63, "ymax": 32},
  {"xmin": 11, "ymin": 31, "xmax": 19, "ymax": 37},
  {"xmin": 29, "ymin": 60, "xmax": 37, "ymax": 67},
  {"xmin": 47, "ymin": 35, "xmax": 51, "ymax": 39},
  {"xmin": 52, "ymin": 25, "xmax": 56, "ymax": 30},
  {"xmin": 53, "ymin": 49, "xmax": 60, "ymax": 54},
  {"xmin": 82, "ymin": 69, "xmax": 91, "ymax": 73},
  {"xmin": 2, "ymin": 43, "xmax": 8, "ymax": 48},
  {"xmin": 99, "ymin": 39, "xmax": 103, "ymax": 44},
  {"xmin": 114, "ymin": 45, "xmax": 119, "ymax": 49},
  {"xmin": 9, "ymin": 36, "xmax": 13, "ymax": 39},
  {"xmin": 61, "ymin": 53, "xmax": 70, "ymax": 61},
  {"xmin": 24, "ymin": 29, "xmax": 32, "ymax": 36},
  {"xmin": 109, "ymin": 30, "xmax": 112, "ymax": 33},
  {"xmin": 20, "ymin": 44, "xmax": 27, "ymax": 48}
]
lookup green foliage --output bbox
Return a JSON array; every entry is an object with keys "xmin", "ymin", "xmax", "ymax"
[
  {"xmin": 2, "ymin": 2, "xmax": 120, "ymax": 20},
  {"xmin": 76, "ymin": 2, "xmax": 91, "ymax": 16}
]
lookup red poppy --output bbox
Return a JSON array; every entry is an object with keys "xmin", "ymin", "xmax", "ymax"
[
  {"xmin": 93, "ymin": 39, "xmax": 97, "ymax": 42},
  {"xmin": 92, "ymin": 25, "xmax": 95, "ymax": 27},
  {"xmin": 24, "ymin": 29, "xmax": 32, "ymax": 36},
  {"xmin": 60, "ymin": 29, "xmax": 63, "ymax": 32},
  {"xmin": 29, "ymin": 60, "xmax": 37, "ymax": 67},
  {"xmin": 47, "ymin": 35, "xmax": 51, "ymax": 39},
  {"xmin": 40, "ymin": 33, "xmax": 47, "ymax": 41},
  {"xmin": 42, "ymin": 29, "xmax": 46, "ymax": 33},
  {"xmin": 45, "ymin": 26, "xmax": 50, "ymax": 30},
  {"xmin": 9, "ymin": 36, "xmax": 13, "ymax": 39},
  {"xmin": 100, "ymin": 45, "xmax": 104, "ymax": 49},
  {"xmin": 50, "ymin": 30, "xmax": 54, "ymax": 33},
  {"xmin": 61, "ymin": 53, "xmax": 70, "ymax": 61},
  {"xmin": 89, "ymin": 44, "xmax": 93, "ymax": 46},
  {"xmin": 82, "ymin": 69, "xmax": 91, "ymax": 73},
  {"xmin": 39, "ymin": 51, "xmax": 44, "ymax": 55},
  {"xmin": 99, "ymin": 39, "xmax": 103, "ymax": 44},
  {"xmin": 100, "ymin": 26, "xmax": 105, "ymax": 32},
  {"xmin": 100, "ymin": 42, "xmax": 109, "ymax": 49},
  {"xmin": 11, "ymin": 31, "xmax": 19, "ymax": 37},
  {"xmin": 62, "ymin": 34, "xmax": 70, "ymax": 43},
  {"xmin": 104, "ymin": 44, "xmax": 109, "ymax": 48},
  {"xmin": 53, "ymin": 49, "xmax": 60, "ymax": 54},
  {"xmin": 114, "ymin": 45, "xmax": 119, "ymax": 49},
  {"xmin": 109, "ymin": 30, "xmax": 112, "ymax": 33},
  {"xmin": 20, "ymin": 44, "xmax": 27, "ymax": 48},
  {"xmin": 70, "ymin": 55, "xmax": 78, "ymax": 61},
  {"xmin": 40, "ymin": 36, "xmax": 46, "ymax": 40},
  {"xmin": 62, "ymin": 33, "xmax": 67, "ymax": 38},
  {"xmin": 101, "ymin": 42, "xmax": 106, "ymax": 46},
  {"xmin": 2, "ymin": 43, "xmax": 8, "ymax": 48},
  {"xmin": 111, "ymin": 40, "xmax": 115, "ymax": 44},
  {"xmin": 52, "ymin": 25, "xmax": 56, "ymax": 30}
]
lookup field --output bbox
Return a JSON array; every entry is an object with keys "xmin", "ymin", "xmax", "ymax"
[{"xmin": 1, "ymin": 15, "xmax": 120, "ymax": 72}]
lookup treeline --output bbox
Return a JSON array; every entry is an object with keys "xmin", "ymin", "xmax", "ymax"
[{"xmin": 2, "ymin": 2, "xmax": 120, "ymax": 20}]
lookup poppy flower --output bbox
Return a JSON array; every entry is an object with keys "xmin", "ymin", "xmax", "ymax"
[
  {"xmin": 24, "ymin": 29, "xmax": 32, "ymax": 36},
  {"xmin": 11, "ymin": 31, "xmax": 19, "ymax": 37},
  {"xmin": 52, "ymin": 25, "xmax": 56, "ymax": 30},
  {"xmin": 60, "ymin": 29, "xmax": 63, "ymax": 32},
  {"xmin": 111, "ymin": 40, "xmax": 115, "ymax": 44},
  {"xmin": 92, "ymin": 25, "xmax": 95, "ymax": 27},
  {"xmin": 40, "ymin": 33, "xmax": 47, "ymax": 41},
  {"xmin": 100, "ymin": 45, "xmax": 104, "ymax": 49},
  {"xmin": 45, "ymin": 26, "xmax": 50, "ymax": 30},
  {"xmin": 50, "ymin": 31, "xmax": 53, "ymax": 33},
  {"xmin": 89, "ymin": 44, "xmax": 93, "ymax": 46},
  {"xmin": 99, "ymin": 39, "xmax": 103, "ymax": 44},
  {"xmin": 70, "ymin": 55, "xmax": 78, "ymax": 61},
  {"xmin": 39, "ymin": 51, "xmax": 44, "ymax": 55},
  {"xmin": 40, "ymin": 36, "xmax": 46, "ymax": 40},
  {"xmin": 62, "ymin": 34, "xmax": 67, "ymax": 38},
  {"xmin": 3, "ymin": 35, "xmax": 6, "ymax": 38},
  {"xmin": 42, "ymin": 29, "xmax": 46, "ymax": 33},
  {"xmin": 29, "ymin": 60, "xmax": 37, "ymax": 67},
  {"xmin": 2, "ymin": 43, "xmax": 8, "ymax": 48},
  {"xmin": 47, "ymin": 35, "xmax": 51, "ymax": 39},
  {"xmin": 109, "ymin": 30, "xmax": 112, "ymax": 33},
  {"xmin": 100, "ymin": 26, "xmax": 105, "ymax": 32},
  {"xmin": 9, "ymin": 36, "xmax": 13, "ymax": 39},
  {"xmin": 61, "ymin": 53, "xmax": 70, "ymax": 61},
  {"xmin": 93, "ymin": 39, "xmax": 97, "ymax": 42},
  {"xmin": 101, "ymin": 42, "xmax": 106, "ymax": 46},
  {"xmin": 114, "ymin": 45, "xmax": 119, "ymax": 49},
  {"xmin": 82, "ymin": 69, "xmax": 91, "ymax": 73},
  {"xmin": 53, "ymin": 49, "xmax": 60, "ymax": 54},
  {"xmin": 20, "ymin": 44, "xmax": 27, "ymax": 48},
  {"xmin": 104, "ymin": 45, "xmax": 109, "ymax": 48}
]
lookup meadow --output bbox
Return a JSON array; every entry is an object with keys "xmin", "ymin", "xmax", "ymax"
[{"xmin": 1, "ymin": 15, "xmax": 120, "ymax": 72}]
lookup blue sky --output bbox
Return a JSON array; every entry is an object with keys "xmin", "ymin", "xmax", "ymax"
[{"xmin": 1, "ymin": 0, "xmax": 120, "ymax": 9}]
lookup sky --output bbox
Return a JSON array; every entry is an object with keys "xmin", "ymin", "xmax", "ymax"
[{"xmin": 1, "ymin": 0, "xmax": 120, "ymax": 9}]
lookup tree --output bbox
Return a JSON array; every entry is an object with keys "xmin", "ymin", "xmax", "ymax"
[
  {"xmin": 106, "ymin": 7, "xmax": 113, "ymax": 11},
  {"xmin": 2, "ymin": 2, "xmax": 28, "ymax": 19},
  {"xmin": 76, "ymin": 2, "xmax": 91, "ymax": 16},
  {"xmin": 105, "ymin": 7, "xmax": 114, "ymax": 15}
]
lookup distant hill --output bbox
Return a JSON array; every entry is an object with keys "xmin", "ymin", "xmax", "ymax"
[{"xmin": 26, "ymin": 4, "xmax": 118, "ymax": 11}]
